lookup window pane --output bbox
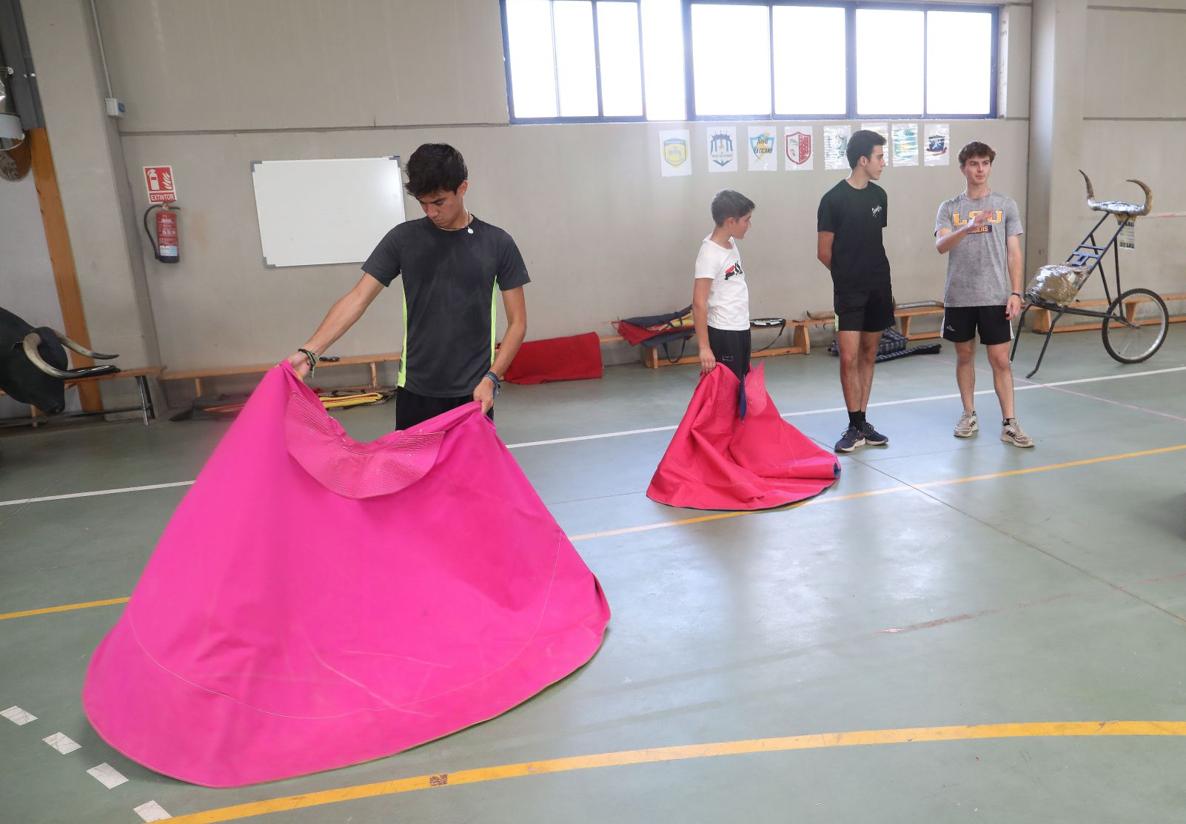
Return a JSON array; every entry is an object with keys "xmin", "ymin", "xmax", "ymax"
[
  {"xmin": 773, "ymin": 5, "xmax": 845, "ymax": 115},
  {"xmin": 554, "ymin": 1, "xmax": 599, "ymax": 116},
  {"xmin": 927, "ymin": 11, "xmax": 992, "ymax": 114},
  {"xmin": 856, "ymin": 9, "xmax": 924, "ymax": 115},
  {"xmin": 598, "ymin": 2, "xmax": 643, "ymax": 116},
  {"xmin": 691, "ymin": 4, "xmax": 772, "ymax": 116},
  {"xmin": 506, "ymin": 0, "xmax": 558, "ymax": 118},
  {"xmin": 641, "ymin": 0, "xmax": 685, "ymax": 120}
]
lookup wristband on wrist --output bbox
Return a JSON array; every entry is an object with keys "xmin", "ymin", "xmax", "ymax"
[
  {"xmin": 484, "ymin": 370, "xmax": 501, "ymax": 397},
  {"xmin": 297, "ymin": 347, "xmax": 319, "ymax": 375},
  {"xmin": 1010, "ymin": 291, "xmax": 1022, "ymax": 298}
]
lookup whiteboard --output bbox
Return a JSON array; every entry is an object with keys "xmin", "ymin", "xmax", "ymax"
[{"xmin": 251, "ymin": 156, "xmax": 406, "ymax": 268}]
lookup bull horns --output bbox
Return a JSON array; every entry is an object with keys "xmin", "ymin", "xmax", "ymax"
[
  {"xmin": 1079, "ymin": 169, "xmax": 1152, "ymax": 216},
  {"xmin": 22, "ymin": 333, "xmax": 120, "ymax": 379},
  {"xmin": 52, "ymin": 329, "xmax": 118, "ymax": 360}
]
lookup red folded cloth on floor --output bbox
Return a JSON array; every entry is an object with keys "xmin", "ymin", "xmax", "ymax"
[
  {"xmin": 504, "ymin": 332, "xmax": 603, "ymax": 385},
  {"xmin": 647, "ymin": 363, "xmax": 839, "ymax": 511}
]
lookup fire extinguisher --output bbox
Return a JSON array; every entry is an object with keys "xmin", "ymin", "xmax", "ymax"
[{"xmin": 143, "ymin": 203, "xmax": 180, "ymax": 263}]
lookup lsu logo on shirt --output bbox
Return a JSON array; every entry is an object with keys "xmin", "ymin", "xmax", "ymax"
[
  {"xmin": 724, "ymin": 262, "xmax": 744, "ymax": 280},
  {"xmin": 953, "ymin": 210, "xmax": 1004, "ymax": 234}
]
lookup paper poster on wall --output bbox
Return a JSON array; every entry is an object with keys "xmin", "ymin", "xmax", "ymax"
[
  {"xmin": 747, "ymin": 127, "xmax": 777, "ymax": 172},
  {"xmin": 924, "ymin": 123, "xmax": 951, "ymax": 166},
  {"xmin": 783, "ymin": 127, "xmax": 814, "ymax": 171},
  {"xmin": 707, "ymin": 127, "xmax": 738, "ymax": 173},
  {"xmin": 860, "ymin": 123, "xmax": 889, "ymax": 163},
  {"xmin": 892, "ymin": 123, "xmax": 919, "ymax": 167},
  {"xmin": 823, "ymin": 125, "xmax": 851, "ymax": 171},
  {"xmin": 659, "ymin": 130, "xmax": 692, "ymax": 177}
]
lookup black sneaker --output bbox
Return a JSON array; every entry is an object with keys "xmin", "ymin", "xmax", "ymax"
[
  {"xmin": 862, "ymin": 421, "xmax": 889, "ymax": 446},
  {"xmin": 835, "ymin": 426, "xmax": 866, "ymax": 453}
]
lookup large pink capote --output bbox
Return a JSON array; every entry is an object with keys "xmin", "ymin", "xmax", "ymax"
[
  {"xmin": 647, "ymin": 363, "xmax": 839, "ymax": 511},
  {"xmin": 83, "ymin": 363, "xmax": 610, "ymax": 787}
]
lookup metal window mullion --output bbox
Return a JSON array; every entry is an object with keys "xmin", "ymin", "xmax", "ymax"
[
  {"xmin": 635, "ymin": 0, "xmax": 648, "ymax": 119},
  {"xmin": 845, "ymin": 4, "xmax": 856, "ymax": 119},
  {"xmin": 592, "ymin": 1, "xmax": 605, "ymax": 117},
  {"xmin": 922, "ymin": 8, "xmax": 928, "ymax": 117},
  {"xmin": 550, "ymin": 1, "xmax": 562, "ymax": 118},
  {"xmin": 682, "ymin": 0, "xmax": 696, "ymax": 118},
  {"xmin": 768, "ymin": 3, "xmax": 775, "ymax": 118}
]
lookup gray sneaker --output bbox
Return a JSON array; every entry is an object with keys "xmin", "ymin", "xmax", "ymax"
[
  {"xmin": 954, "ymin": 411, "xmax": 979, "ymax": 438},
  {"xmin": 1001, "ymin": 419, "xmax": 1034, "ymax": 448}
]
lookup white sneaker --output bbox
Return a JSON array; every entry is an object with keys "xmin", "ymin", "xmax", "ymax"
[
  {"xmin": 1001, "ymin": 419, "xmax": 1034, "ymax": 448},
  {"xmin": 954, "ymin": 411, "xmax": 979, "ymax": 438}
]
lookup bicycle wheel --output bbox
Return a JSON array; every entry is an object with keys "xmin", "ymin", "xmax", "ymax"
[{"xmin": 1101, "ymin": 287, "xmax": 1169, "ymax": 363}]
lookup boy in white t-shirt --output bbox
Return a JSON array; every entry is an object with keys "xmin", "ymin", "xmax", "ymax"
[{"xmin": 694, "ymin": 190, "xmax": 754, "ymax": 381}]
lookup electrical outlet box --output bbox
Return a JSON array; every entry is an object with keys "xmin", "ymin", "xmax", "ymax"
[{"xmin": 105, "ymin": 97, "xmax": 126, "ymax": 118}]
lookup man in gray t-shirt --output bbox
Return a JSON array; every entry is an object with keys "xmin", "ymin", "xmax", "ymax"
[{"xmin": 935, "ymin": 141, "xmax": 1033, "ymax": 448}]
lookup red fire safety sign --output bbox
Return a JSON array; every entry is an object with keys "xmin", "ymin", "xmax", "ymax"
[{"xmin": 143, "ymin": 165, "xmax": 177, "ymax": 203}]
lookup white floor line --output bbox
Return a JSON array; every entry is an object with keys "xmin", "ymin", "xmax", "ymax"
[
  {"xmin": 0, "ymin": 480, "xmax": 195, "ymax": 508},
  {"xmin": 1, "ymin": 365, "xmax": 1182, "ymax": 509}
]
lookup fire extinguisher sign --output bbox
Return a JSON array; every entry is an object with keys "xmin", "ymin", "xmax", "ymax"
[{"xmin": 143, "ymin": 165, "xmax": 177, "ymax": 203}]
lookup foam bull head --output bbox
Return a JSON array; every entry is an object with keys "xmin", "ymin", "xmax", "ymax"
[{"xmin": 0, "ymin": 306, "xmax": 120, "ymax": 414}]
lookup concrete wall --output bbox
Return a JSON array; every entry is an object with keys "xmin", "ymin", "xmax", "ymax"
[
  {"xmin": 92, "ymin": 0, "xmax": 1030, "ymax": 378},
  {"xmin": 1027, "ymin": 0, "xmax": 1186, "ymax": 304},
  {"xmin": 14, "ymin": 0, "xmax": 159, "ymax": 418},
  {"xmin": 0, "ymin": 175, "xmax": 70, "ymax": 417},
  {"xmin": 37, "ymin": 0, "xmax": 1186, "ymax": 414}
]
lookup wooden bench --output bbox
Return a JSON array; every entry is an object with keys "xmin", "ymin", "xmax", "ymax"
[
  {"xmin": 637, "ymin": 319, "xmax": 819, "ymax": 369},
  {"xmin": 894, "ymin": 305, "xmax": 945, "ymax": 340},
  {"xmin": 1, "ymin": 366, "xmax": 162, "ymax": 427},
  {"xmin": 1030, "ymin": 291, "xmax": 1186, "ymax": 334},
  {"xmin": 161, "ymin": 352, "xmax": 403, "ymax": 398}
]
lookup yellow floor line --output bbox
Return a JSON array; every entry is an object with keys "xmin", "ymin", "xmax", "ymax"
[
  {"xmin": 569, "ymin": 443, "xmax": 1186, "ymax": 541},
  {"xmin": 4, "ymin": 443, "xmax": 1184, "ymax": 624},
  {"xmin": 0, "ymin": 597, "xmax": 130, "ymax": 622},
  {"xmin": 165, "ymin": 721, "xmax": 1186, "ymax": 823}
]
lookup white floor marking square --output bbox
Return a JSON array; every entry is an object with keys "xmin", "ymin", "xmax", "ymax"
[
  {"xmin": 133, "ymin": 800, "xmax": 172, "ymax": 821},
  {"xmin": 87, "ymin": 762, "xmax": 129, "ymax": 789},
  {"xmin": 42, "ymin": 732, "xmax": 81, "ymax": 754},
  {"xmin": 1, "ymin": 706, "xmax": 37, "ymax": 725}
]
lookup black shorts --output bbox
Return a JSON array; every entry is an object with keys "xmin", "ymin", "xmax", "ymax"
[
  {"xmin": 834, "ymin": 285, "xmax": 894, "ymax": 333},
  {"xmin": 707, "ymin": 326, "xmax": 751, "ymax": 382},
  {"xmin": 942, "ymin": 305, "xmax": 1013, "ymax": 346},
  {"xmin": 395, "ymin": 386, "xmax": 493, "ymax": 430}
]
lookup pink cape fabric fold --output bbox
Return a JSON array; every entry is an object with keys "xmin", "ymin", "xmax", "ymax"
[
  {"xmin": 83, "ymin": 364, "xmax": 610, "ymax": 787},
  {"xmin": 647, "ymin": 363, "xmax": 839, "ymax": 511}
]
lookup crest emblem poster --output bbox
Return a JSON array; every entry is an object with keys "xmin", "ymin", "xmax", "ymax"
[
  {"xmin": 783, "ymin": 127, "xmax": 813, "ymax": 171},
  {"xmin": 924, "ymin": 123, "xmax": 951, "ymax": 166},
  {"xmin": 747, "ymin": 127, "xmax": 777, "ymax": 172},
  {"xmin": 707, "ymin": 127, "xmax": 738, "ymax": 173},
  {"xmin": 659, "ymin": 129, "xmax": 692, "ymax": 177}
]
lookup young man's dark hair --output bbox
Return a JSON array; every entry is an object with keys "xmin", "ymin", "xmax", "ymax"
[
  {"xmin": 710, "ymin": 190, "xmax": 756, "ymax": 226},
  {"xmin": 958, "ymin": 141, "xmax": 996, "ymax": 167},
  {"xmin": 404, "ymin": 143, "xmax": 468, "ymax": 198},
  {"xmin": 846, "ymin": 129, "xmax": 887, "ymax": 170}
]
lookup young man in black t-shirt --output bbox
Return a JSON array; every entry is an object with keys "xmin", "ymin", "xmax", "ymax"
[
  {"xmin": 287, "ymin": 144, "xmax": 529, "ymax": 430},
  {"xmin": 817, "ymin": 130, "xmax": 893, "ymax": 453}
]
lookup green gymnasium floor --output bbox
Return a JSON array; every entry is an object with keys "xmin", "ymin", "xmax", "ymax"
[{"xmin": 2, "ymin": 327, "xmax": 1185, "ymax": 823}]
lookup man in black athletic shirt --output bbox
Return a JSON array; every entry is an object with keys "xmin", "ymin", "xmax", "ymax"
[
  {"xmin": 817, "ymin": 129, "xmax": 893, "ymax": 453},
  {"xmin": 286, "ymin": 144, "xmax": 529, "ymax": 430}
]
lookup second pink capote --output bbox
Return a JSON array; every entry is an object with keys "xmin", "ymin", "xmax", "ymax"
[
  {"xmin": 83, "ymin": 363, "xmax": 610, "ymax": 787},
  {"xmin": 647, "ymin": 363, "xmax": 839, "ymax": 510}
]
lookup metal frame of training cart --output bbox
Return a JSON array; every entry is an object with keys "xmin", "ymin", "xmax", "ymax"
[{"xmin": 1010, "ymin": 173, "xmax": 1169, "ymax": 379}]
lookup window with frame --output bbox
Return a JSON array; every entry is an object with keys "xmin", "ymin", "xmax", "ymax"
[{"xmin": 501, "ymin": 0, "xmax": 997, "ymax": 122}]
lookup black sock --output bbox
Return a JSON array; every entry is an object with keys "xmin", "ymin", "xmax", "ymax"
[{"xmin": 848, "ymin": 410, "xmax": 866, "ymax": 429}]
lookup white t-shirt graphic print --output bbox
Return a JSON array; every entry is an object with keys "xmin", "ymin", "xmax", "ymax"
[{"xmin": 694, "ymin": 236, "xmax": 750, "ymax": 331}]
